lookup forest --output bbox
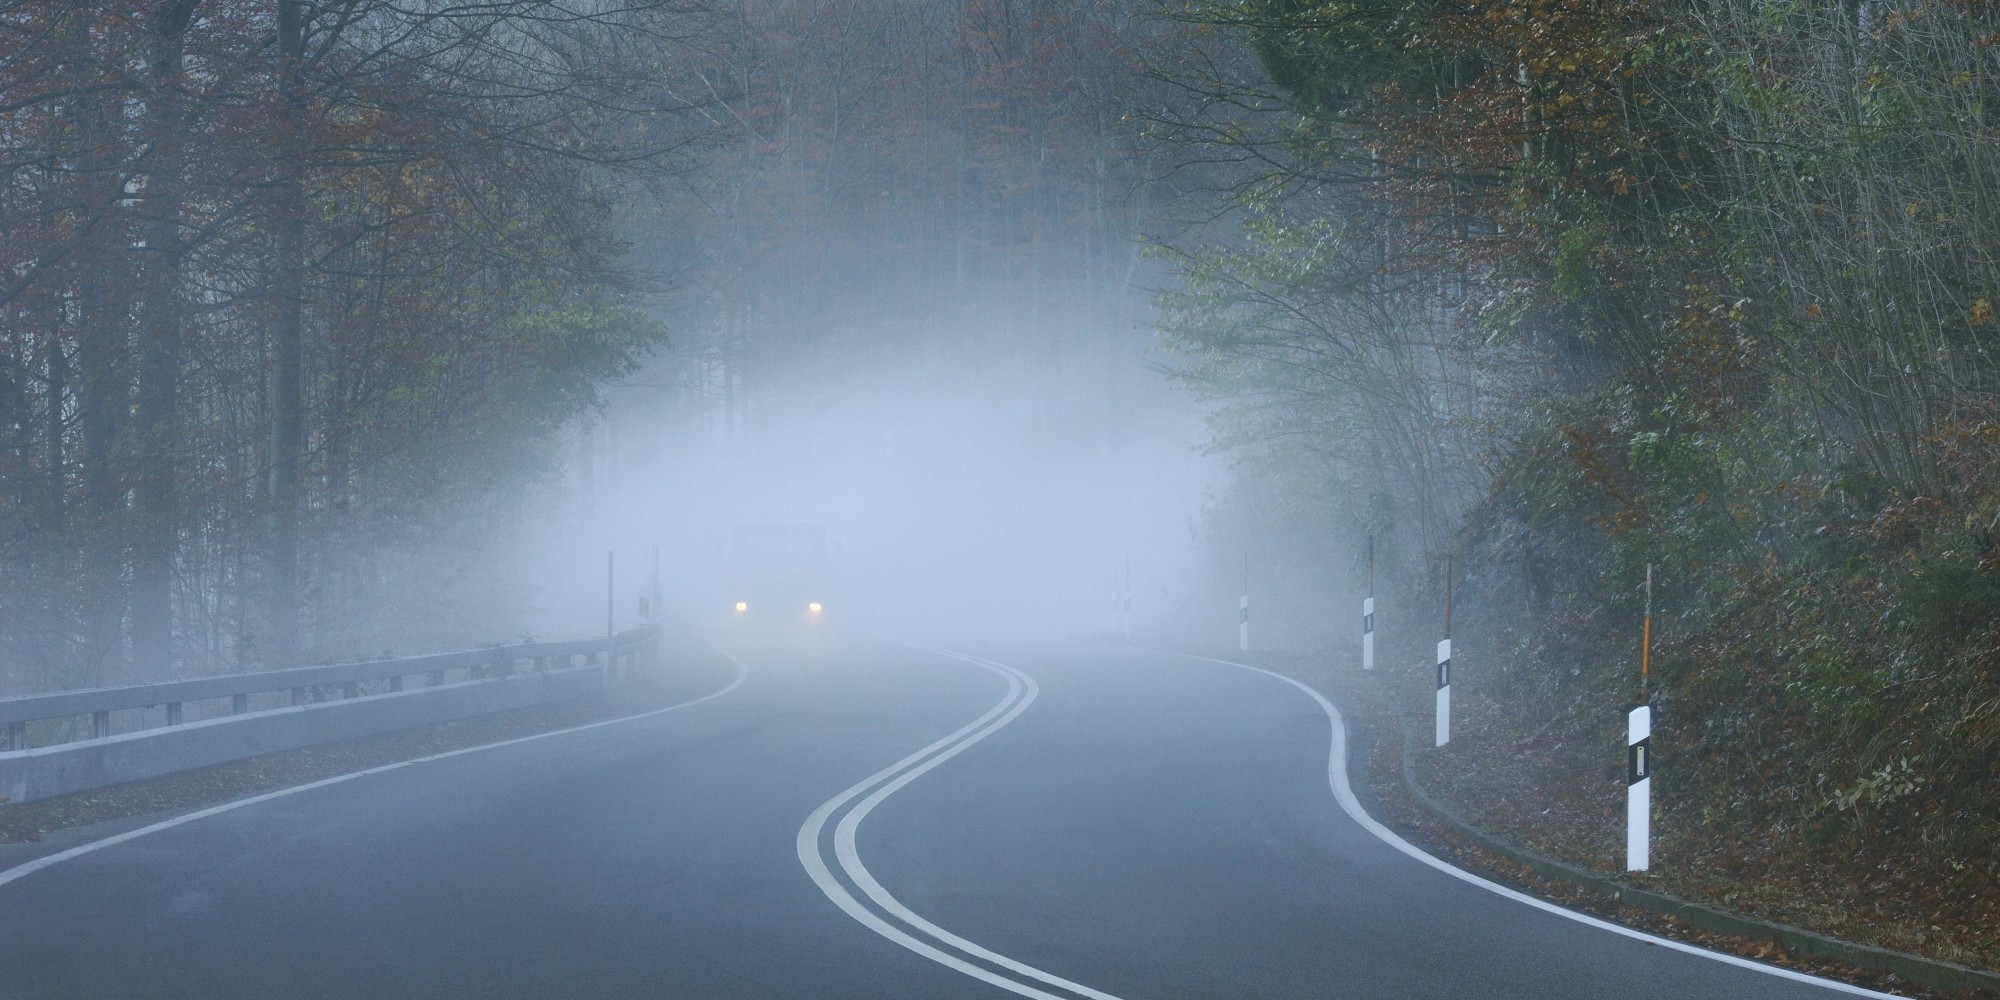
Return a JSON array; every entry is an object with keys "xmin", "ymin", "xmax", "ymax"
[
  {"xmin": 0, "ymin": 1, "xmax": 1192, "ymax": 690},
  {"xmin": 0, "ymin": 2, "xmax": 703, "ymax": 688},
  {"xmin": 1151, "ymin": 0, "xmax": 2000, "ymax": 968},
  {"xmin": 2, "ymin": 0, "xmax": 1997, "ymax": 974}
]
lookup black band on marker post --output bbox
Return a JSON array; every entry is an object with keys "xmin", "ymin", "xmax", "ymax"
[{"xmin": 1627, "ymin": 736, "xmax": 1650, "ymax": 786}]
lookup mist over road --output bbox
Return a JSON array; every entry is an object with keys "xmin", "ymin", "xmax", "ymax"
[{"xmin": 0, "ymin": 636, "xmax": 1884, "ymax": 999}]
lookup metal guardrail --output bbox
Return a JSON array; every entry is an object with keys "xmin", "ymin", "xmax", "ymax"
[{"xmin": 1, "ymin": 624, "xmax": 661, "ymax": 752}]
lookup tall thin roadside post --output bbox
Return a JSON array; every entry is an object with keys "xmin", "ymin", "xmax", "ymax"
[
  {"xmin": 1362, "ymin": 536, "xmax": 1375, "ymax": 670},
  {"xmin": 1641, "ymin": 563, "xmax": 1653, "ymax": 699},
  {"xmin": 1436, "ymin": 555, "xmax": 1452, "ymax": 747},
  {"xmin": 1628, "ymin": 563, "xmax": 1654, "ymax": 871},
  {"xmin": 649, "ymin": 543, "xmax": 662, "ymax": 670},
  {"xmin": 1239, "ymin": 548, "xmax": 1250, "ymax": 652}
]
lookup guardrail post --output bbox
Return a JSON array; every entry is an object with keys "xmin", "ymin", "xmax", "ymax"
[
  {"xmin": 291, "ymin": 687, "xmax": 307, "ymax": 706},
  {"xmin": 166, "ymin": 702, "xmax": 182, "ymax": 726},
  {"xmin": 232, "ymin": 694, "xmax": 248, "ymax": 714},
  {"xmin": 91, "ymin": 710, "xmax": 110, "ymax": 739},
  {"xmin": 389, "ymin": 675, "xmax": 403, "ymax": 692},
  {"xmin": 430, "ymin": 670, "xmax": 443, "ymax": 687},
  {"xmin": 343, "ymin": 682, "xmax": 359, "ymax": 699},
  {"xmin": 8, "ymin": 721, "xmax": 24, "ymax": 751}
]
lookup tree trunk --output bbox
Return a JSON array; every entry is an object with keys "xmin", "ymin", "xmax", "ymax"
[
  {"xmin": 130, "ymin": 0, "xmax": 200, "ymax": 680},
  {"xmin": 266, "ymin": 0, "xmax": 306, "ymax": 668}
]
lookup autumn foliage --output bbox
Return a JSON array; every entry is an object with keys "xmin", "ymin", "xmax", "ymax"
[
  {"xmin": 0, "ymin": 3, "xmax": 690, "ymax": 687},
  {"xmin": 1153, "ymin": 0, "xmax": 2000, "ymax": 969}
]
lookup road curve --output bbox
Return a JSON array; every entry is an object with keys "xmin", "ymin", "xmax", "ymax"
[
  {"xmin": 824, "ymin": 641, "xmax": 1903, "ymax": 1000},
  {"xmin": 0, "ymin": 635, "xmax": 1908, "ymax": 999}
]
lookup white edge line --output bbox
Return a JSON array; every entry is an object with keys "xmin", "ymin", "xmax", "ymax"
[
  {"xmin": 0, "ymin": 640, "xmax": 750, "ymax": 891},
  {"xmin": 1154, "ymin": 647, "xmax": 1908, "ymax": 1000}
]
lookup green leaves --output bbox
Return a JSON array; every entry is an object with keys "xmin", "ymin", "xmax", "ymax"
[{"xmin": 1552, "ymin": 219, "xmax": 1607, "ymax": 303}]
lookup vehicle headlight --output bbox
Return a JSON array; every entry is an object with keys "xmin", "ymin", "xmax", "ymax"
[
  {"xmin": 808, "ymin": 602, "xmax": 823, "ymax": 613},
  {"xmin": 735, "ymin": 601, "xmax": 748, "ymax": 612}
]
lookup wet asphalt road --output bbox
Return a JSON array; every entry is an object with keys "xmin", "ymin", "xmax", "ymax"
[{"xmin": 0, "ymin": 633, "xmax": 1888, "ymax": 999}]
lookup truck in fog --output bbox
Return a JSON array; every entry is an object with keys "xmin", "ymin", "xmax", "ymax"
[{"xmin": 729, "ymin": 521, "xmax": 833, "ymax": 625}]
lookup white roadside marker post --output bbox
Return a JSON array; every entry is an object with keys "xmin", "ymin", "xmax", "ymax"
[
  {"xmin": 1364, "ymin": 598, "xmax": 1376, "ymax": 670},
  {"xmin": 1362, "ymin": 537, "xmax": 1375, "ymax": 670},
  {"xmin": 1435, "ymin": 638, "xmax": 1451, "ymax": 746},
  {"xmin": 1628, "ymin": 563, "xmax": 1655, "ymax": 872},
  {"xmin": 1436, "ymin": 557, "xmax": 1452, "ymax": 746},
  {"xmin": 1239, "ymin": 549, "xmax": 1250, "ymax": 652},
  {"xmin": 1628, "ymin": 704, "xmax": 1652, "ymax": 871}
]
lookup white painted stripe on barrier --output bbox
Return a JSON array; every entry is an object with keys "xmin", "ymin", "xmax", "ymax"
[
  {"xmin": 0, "ymin": 644, "xmax": 749, "ymax": 891},
  {"xmin": 794, "ymin": 640, "xmax": 1126, "ymax": 1000},
  {"xmin": 1158, "ymin": 648, "xmax": 1908, "ymax": 998}
]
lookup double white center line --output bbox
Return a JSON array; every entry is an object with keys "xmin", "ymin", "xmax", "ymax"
[{"xmin": 796, "ymin": 641, "xmax": 1127, "ymax": 1000}]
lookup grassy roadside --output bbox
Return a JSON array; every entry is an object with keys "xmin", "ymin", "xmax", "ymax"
[{"xmin": 1194, "ymin": 642, "xmax": 2000, "ymax": 1000}]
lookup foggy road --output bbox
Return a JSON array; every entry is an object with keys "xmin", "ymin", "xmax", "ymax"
[{"xmin": 0, "ymin": 637, "xmax": 1897, "ymax": 1000}]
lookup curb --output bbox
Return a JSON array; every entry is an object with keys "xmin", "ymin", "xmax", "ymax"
[{"xmin": 1372, "ymin": 694, "xmax": 2000, "ymax": 997}]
